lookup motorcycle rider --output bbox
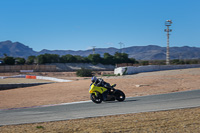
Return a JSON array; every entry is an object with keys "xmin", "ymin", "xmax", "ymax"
[{"xmin": 91, "ymin": 76, "xmax": 111, "ymax": 101}]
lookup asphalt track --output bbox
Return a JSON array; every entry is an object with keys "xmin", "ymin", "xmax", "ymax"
[{"xmin": 0, "ymin": 89, "xmax": 200, "ymax": 126}]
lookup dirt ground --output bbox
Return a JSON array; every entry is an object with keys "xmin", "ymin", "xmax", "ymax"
[
  {"xmin": 1, "ymin": 68, "xmax": 200, "ymax": 132},
  {"xmin": 0, "ymin": 68, "xmax": 200, "ymax": 109}
]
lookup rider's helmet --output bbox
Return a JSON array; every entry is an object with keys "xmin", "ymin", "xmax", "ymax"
[{"xmin": 91, "ymin": 76, "xmax": 97, "ymax": 83}]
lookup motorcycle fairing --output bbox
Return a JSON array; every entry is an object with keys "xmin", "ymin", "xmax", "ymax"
[{"xmin": 89, "ymin": 83, "xmax": 107, "ymax": 94}]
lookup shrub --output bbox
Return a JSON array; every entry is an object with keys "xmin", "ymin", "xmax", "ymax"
[
  {"xmin": 3, "ymin": 56, "xmax": 15, "ymax": 65},
  {"xmin": 36, "ymin": 126, "xmax": 44, "ymax": 129},
  {"xmin": 76, "ymin": 68, "xmax": 93, "ymax": 77}
]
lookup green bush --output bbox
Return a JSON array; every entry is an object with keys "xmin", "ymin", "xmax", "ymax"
[
  {"xmin": 3, "ymin": 56, "xmax": 15, "ymax": 65},
  {"xmin": 76, "ymin": 68, "xmax": 93, "ymax": 77}
]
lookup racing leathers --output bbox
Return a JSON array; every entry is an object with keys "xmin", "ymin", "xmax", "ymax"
[{"xmin": 94, "ymin": 78, "xmax": 111, "ymax": 101}]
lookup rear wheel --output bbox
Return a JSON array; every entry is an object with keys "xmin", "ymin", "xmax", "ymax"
[
  {"xmin": 90, "ymin": 93, "xmax": 103, "ymax": 104},
  {"xmin": 115, "ymin": 90, "xmax": 125, "ymax": 102}
]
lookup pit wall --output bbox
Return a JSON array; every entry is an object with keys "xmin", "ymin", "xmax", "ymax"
[{"xmin": 114, "ymin": 64, "xmax": 200, "ymax": 76}]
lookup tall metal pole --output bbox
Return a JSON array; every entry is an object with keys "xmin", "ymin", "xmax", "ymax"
[
  {"xmin": 166, "ymin": 25, "xmax": 170, "ymax": 65},
  {"xmin": 164, "ymin": 20, "xmax": 172, "ymax": 65},
  {"xmin": 92, "ymin": 46, "xmax": 96, "ymax": 54}
]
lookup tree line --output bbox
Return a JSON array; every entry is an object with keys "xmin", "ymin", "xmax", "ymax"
[
  {"xmin": 141, "ymin": 59, "xmax": 200, "ymax": 65},
  {"xmin": 0, "ymin": 52, "xmax": 138, "ymax": 65},
  {"xmin": 1, "ymin": 53, "xmax": 200, "ymax": 66}
]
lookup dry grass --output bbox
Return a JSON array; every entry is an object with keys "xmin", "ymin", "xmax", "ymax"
[{"xmin": 1, "ymin": 107, "xmax": 200, "ymax": 133}]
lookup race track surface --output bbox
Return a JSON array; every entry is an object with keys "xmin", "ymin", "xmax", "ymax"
[{"xmin": 0, "ymin": 89, "xmax": 200, "ymax": 126}]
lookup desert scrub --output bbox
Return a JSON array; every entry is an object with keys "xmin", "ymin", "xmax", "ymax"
[
  {"xmin": 76, "ymin": 68, "xmax": 93, "ymax": 77},
  {"xmin": 36, "ymin": 126, "xmax": 44, "ymax": 129}
]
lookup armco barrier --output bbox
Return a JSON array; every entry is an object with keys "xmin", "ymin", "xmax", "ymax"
[{"xmin": 114, "ymin": 64, "xmax": 200, "ymax": 75}]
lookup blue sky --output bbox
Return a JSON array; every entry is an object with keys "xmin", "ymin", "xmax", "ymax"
[{"xmin": 0, "ymin": 0, "xmax": 200, "ymax": 51}]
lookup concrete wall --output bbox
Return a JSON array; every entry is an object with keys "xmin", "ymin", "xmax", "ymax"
[{"xmin": 114, "ymin": 64, "xmax": 200, "ymax": 75}]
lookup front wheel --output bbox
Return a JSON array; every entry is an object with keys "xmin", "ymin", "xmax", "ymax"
[
  {"xmin": 90, "ymin": 93, "xmax": 103, "ymax": 104},
  {"xmin": 115, "ymin": 90, "xmax": 125, "ymax": 102}
]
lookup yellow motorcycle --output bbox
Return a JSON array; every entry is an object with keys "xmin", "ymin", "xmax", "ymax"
[{"xmin": 89, "ymin": 83, "xmax": 125, "ymax": 104}]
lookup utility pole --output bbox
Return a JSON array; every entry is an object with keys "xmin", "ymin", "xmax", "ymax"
[{"xmin": 164, "ymin": 20, "xmax": 172, "ymax": 65}]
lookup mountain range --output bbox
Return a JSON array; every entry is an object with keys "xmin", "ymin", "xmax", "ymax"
[{"xmin": 0, "ymin": 40, "xmax": 200, "ymax": 60}]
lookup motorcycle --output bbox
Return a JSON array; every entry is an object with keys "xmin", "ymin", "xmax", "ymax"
[{"xmin": 89, "ymin": 83, "xmax": 125, "ymax": 104}]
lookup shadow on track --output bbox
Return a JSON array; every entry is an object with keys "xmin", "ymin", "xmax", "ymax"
[
  {"xmin": 103, "ymin": 99, "xmax": 139, "ymax": 104},
  {"xmin": 124, "ymin": 99, "xmax": 139, "ymax": 102}
]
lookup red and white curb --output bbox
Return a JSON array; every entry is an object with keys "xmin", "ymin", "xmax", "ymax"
[{"xmin": 0, "ymin": 75, "xmax": 72, "ymax": 82}]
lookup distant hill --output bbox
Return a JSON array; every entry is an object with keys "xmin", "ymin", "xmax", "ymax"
[
  {"xmin": 0, "ymin": 40, "xmax": 200, "ymax": 60},
  {"xmin": 0, "ymin": 41, "xmax": 35, "ymax": 57}
]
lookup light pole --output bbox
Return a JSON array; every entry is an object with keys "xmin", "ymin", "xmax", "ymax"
[
  {"xmin": 92, "ymin": 46, "xmax": 96, "ymax": 54},
  {"xmin": 164, "ymin": 20, "xmax": 172, "ymax": 65}
]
